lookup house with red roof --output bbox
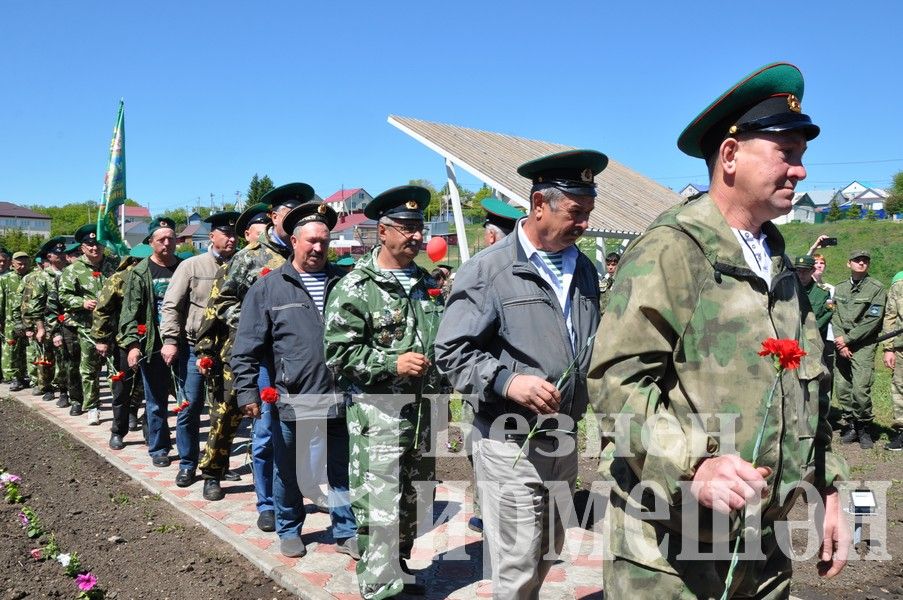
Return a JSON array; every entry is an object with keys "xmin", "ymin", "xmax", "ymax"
[
  {"xmin": 322, "ymin": 188, "xmax": 373, "ymax": 214},
  {"xmin": 330, "ymin": 212, "xmax": 377, "ymax": 254},
  {"xmin": 0, "ymin": 202, "xmax": 51, "ymax": 237}
]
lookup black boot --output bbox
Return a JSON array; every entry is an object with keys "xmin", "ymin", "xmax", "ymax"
[
  {"xmin": 56, "ymin": 392, "xmax": 70, "ymax": 408},
  {"xmin": 69, "ymin": 403, "xmax": 83, "ymax": 416},
  {"xmin": 858, "ymin": 425, "xmax": 874, "ymax": 450},
  {"xmin": 840, "ymin": 422, "xmax": 858, "ymax": 444},
  {"xmin": 9, "ymin": 379, "xmax": 25, "ymax": 392},
  {"xmin": 885, "ymin": 430, "xmax": 903, "ymax": 451}
]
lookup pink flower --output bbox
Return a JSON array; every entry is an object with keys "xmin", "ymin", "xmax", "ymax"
[
  {"xmin": 17, "ymin": 512, "xmax": 29, "ymax": 526},
  {"xmin": 75, "ymin": 572, "xmax": 97, "ymax": 591},
  {"xmin": 30, "ymin": 548, "xmax": 42, "ymax": 560}
]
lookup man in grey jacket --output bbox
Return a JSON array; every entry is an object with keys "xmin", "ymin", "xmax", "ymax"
[
  {"xmin": 435, "ymin": 150, "xmax": 604, "ymax": 599},
  {"xmin": 159, "ymin": 211, "xmax": 238, "ymax": 487},
  {"xmin": 231, "ymin": 202, "xmax": 358, "ymax": 560}
]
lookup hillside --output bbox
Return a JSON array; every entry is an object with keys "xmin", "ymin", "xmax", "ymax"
[{"xmin": 778, "ymin": 220, "xmax": 903, "ymax": 286}]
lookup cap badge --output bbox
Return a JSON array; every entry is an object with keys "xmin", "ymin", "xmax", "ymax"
[
  {"xmin": 787, "ymin": 94, "xmax": 801, "ymax": 113},
  {"xmin": 581, "ymin": 168, "xmax": 594, "ymax": 183},
  {"xmin": 405, "ymin": 200, "xmax": 419, "ymax": 210},
  {"xmin": 317, "ymin": 204, "xmax": 328, "ymax": 214}
]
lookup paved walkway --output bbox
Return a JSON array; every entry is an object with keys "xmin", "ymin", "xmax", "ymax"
[{"xmin": 6, "ymin": 383, "xmax": 605, "ymax": 599}]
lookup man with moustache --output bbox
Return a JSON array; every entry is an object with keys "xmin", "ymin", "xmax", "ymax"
[
  {"xmin": 232, "ymin": 201, "xmax": 358, "ymax": 559},
  {"xmin": 324, "ymin": 185, "xmax": 444, "ymax": 599},
  {"xmin": 588, "ymin": 63, "xmax": 848, "ymax": 597},
  {"xmin": 159, "ymin": 211, "xmax": 238, "ymax": 486},
  {"xmin": 435, "ymin": 151, "xmax": 603, "ymax": 599}
]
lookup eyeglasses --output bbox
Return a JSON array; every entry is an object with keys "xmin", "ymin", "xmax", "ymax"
[
  {"xmin": 385, "ymin": 223, "xmax": 425, "ymax": 236},
  {"xmin": 850, "ymin": 257, "xmax": 870, "ymax": 263}
]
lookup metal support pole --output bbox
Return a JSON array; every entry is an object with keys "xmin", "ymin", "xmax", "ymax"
[{"xmin": 446, "ymin": 158, "xmax": 471, "ymax": 263}]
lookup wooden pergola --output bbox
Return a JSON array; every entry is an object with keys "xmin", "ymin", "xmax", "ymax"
[{"xmin": 388, "ymin": 115, "xmax": 682, "ymax": 264}]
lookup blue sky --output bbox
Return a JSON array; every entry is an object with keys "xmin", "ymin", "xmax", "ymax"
[{"xmin": 2, "ymin": 0, "xmax": 901, "ymax": 214}]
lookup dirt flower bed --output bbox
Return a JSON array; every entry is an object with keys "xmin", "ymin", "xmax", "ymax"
[{"xmin": 0, "ymin": 396, "xmax": 288, "ymax": 600}]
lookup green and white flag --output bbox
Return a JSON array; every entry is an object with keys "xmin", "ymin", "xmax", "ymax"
[{"xmin": 97, "ymin": 100, "xmax": 128, "ymax": 256}]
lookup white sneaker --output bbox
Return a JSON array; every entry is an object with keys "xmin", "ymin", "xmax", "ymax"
[{"xmin": 87, "ymin": 408, "xmax": 100, "ymax": 425}]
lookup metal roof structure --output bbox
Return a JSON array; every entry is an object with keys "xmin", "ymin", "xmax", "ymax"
[{"xmin": 388, "ymin": 115, "xmax": 682, "ymax": 241}]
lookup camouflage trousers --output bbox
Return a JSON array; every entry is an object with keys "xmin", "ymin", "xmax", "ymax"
[
  {"xmin": 31, "ymin": 336, "xmax": 54, "ymax": 392},
  {"xmin": 2, "ymin": 329, "xmax": 28, "ymax": 382},
  {"xmin": 835, "ymin": 343, "xmax": 877, "ymax": 424},
  {"xmin": 60, "ymin": 326, "xmax": 83, "ymax": 405},
  {"xmin": 77, "ymin": 329, "xmax": 105, "ymax": 410},
  {"xmin": 892, "ymin": 350, "xmax": 903, "ymax": 430},
  {"xmin": 198, "ymin": 369, "xmax": 243, "ymax": 480},
  {"xmin": 604, "ymin": 531, "xmax": 792, "ymax": 600},
  {"xmin": 347, "ymin": 399, "xmax": 435, "ymax": 600},
  {"xmin": 52, "ymin": 336, "xmax": 68, "ymax": 393}
]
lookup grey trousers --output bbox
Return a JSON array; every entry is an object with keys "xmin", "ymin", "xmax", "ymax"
[{"xmin": 473, "ymin": 416, "xmax": 577, "ymax": 600}]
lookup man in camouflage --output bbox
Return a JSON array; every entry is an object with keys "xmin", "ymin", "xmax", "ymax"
[
  {"xmin": 23, "ymin": 239, "xmax": 68, "ymax": 402},
  {"xmin": 0, "ymin": 247, "xmax": 9, "ymax": 379},
  {"xmin": 324, "ymin": 185, "xmax": 444, "ymax": 600},
  {"xmin": 160, "ymin": 211, "xmax": 238, "ymax": 487},
  {"xmin": 50, "ymin": 243, "xmax": 83, "ymax": 409},
  {"xmin": 589, "ymin": 63, "xmax": 848, "ymax": 597},
  {"xmin": 58, "ymin": 224, "xmax": 119, "ymax": 423},
  {"xmin": 4, "ymin": 252, "xmax": 33, "ymax": 391},
  {"xmin": 833, "ymin": 249, "xmax": 886, "ymax": 449},
  {"xmin": 598, "ymin": 251, "xmax": 619, "ymax": 313},
  {"xmin": 881, "ymin": 271, "xmax": 903, "ymax": 451},
  {"xmin": 193, "ymin": 188, "xmax": 303, "ymax": 525},
  {"xmin": 94, "ymin": 244, "xmax": 150, "ymax": 450},
  {"xmin": 19, "ymin": 256, "xmax": 46, "ymax": 393}
]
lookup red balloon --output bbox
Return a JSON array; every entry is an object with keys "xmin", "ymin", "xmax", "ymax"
[{"xmin": 426, "ymin": 237, "xmax": 448, "ymax": 262}]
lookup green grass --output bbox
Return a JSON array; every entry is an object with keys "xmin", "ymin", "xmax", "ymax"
[{"xmin": 778, "ymin": 220, "xmax": 903, "ymax": 287}]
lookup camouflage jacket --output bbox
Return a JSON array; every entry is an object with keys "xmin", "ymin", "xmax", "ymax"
[
  {"xmin": 0, "ymin": 271, "xmax": 18, "ymax": 330},
  {"xmin": 194, "ymin": 226, "xmax": 290, "ymax": 362},
  {"xmin": 804, "ymin": 279, "xmax": 832, "ymax": 340},
  {"xmin": 2, "ymin": 272, "xmax": 24, "ymax": 333},
  {"xmin": 588, "ymin": 194, "xmax": 846, "ymax": 568},
  {"xmin": 118, "ymin": 256, "xmax": 182, "ymax": 356},
  {"xmin": 58, "ymin": 254, "xmax": 119, "ymax": 331},
  {"xmin": 45, "ymin": 267, "xmax": 65, "ymax": 336},
  {"xmin": 91, "ymin": 259, "xmax": 136, "ymax": 346},
  {"xmin": 22, "ymin": 268, "xmax": 58, "ymax": 329},
  {"xmin": 832, "ymin": 274, "xmax": 886, "ymax": 350},
  {"xmin": 883, "ymin": 278, "xmax": 903, "ymax": 351},
  {"xmin": 324, "ymin": 246, "xmax": 445, "ymax": 395}
]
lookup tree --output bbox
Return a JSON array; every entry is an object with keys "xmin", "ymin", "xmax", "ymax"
[
  {"xmin": 886, "ymin": 171, "xmax": 903, "ymax": 215},
  {"xmin": 846, "ymin": 203, "xmax": 862, "ymax": 220},
  {"xmin": 826, "ymin": 200, "xmax": 843, "ymax": 222},
  {"xmin": 29, "ymin": 202, "xmax": 98, "ymax": 237},
  {"xmin": 408, "ymin": 179, "xmax": 442, "ymax": 220},
  {"xmin": 0, "ymin": 230, "xmax": 44, "ymax": 255},
  {"xmin": 865, "ymin": 208, "xmax": 877, "ymax": 221},
  {"xmin": 247, "ymin": 174, "xmax": 275, "ymax": 204}
]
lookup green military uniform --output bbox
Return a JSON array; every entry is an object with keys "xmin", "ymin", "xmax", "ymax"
[
  {"xmin": 882, "ymin": 275, "xmax": 903, "ymax": 446},
  {"xmin": 591, "ymin": 63, "xmax": 847, "ymax": 598},
  {"xmin": 323, "ymin": 186, "xmax": 443, "ymax": 600},
  {"xmin": 195, "ymin": 226, "xmax": 290, "ymax": 480},
  {"xmin": 58, "ymin": 250, "xmax": 119, "ymax": 411},
  {"xmin": 21, "ymin": 266, "xmax": 56, "ymax": 395},
  {"xmin": 93, "ymin": 256, "xmax": 145, "ymax": 434},
  {"xmin": 2, "ymin": 269, "xmax": 27, "ymax": 385},
  {"xmin": 47, "ymin": 259, "xmax": 77, "ymax": 407},
  {"xmin": 832, "ymin": 260, "xmax": 886, "ymax": 428}
]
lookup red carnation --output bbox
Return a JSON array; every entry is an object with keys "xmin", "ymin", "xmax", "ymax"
[
  {"xmin": 110, "ymin": 371, "xmax": 125, "ymax": 382},
  {"xmin": 57, "ymin": 314, "xmax": 66, "ymax": 323},
  {"xmin": 260, "ymin": 387, "xmax": 279, "ymax": 404},
  {"xmin": 137, "ymin": 324, "xmax": 147, "ymax": 336},
  {"xmin": 6, "ymin": 339, "xmax": 15, "ymax": 346},
  {"xmin": 198, "ymin": 356, "xmax": 214, "ymax": 370},
  {"xmin": 91, "ymin": 271, "xmax": 101, "ymax": 278},
  {"xmin": 427, "ymin": 288, "xmax": 441, "ymax": 298},
  {"xmin": 260, "ymin": 267, "xmax": 272, "ymax": 277},
  {"xmin": 757, "ymin": 338, "xmax": 806, "ymax": 371}
]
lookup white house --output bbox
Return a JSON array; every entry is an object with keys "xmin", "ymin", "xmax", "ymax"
[
  {"xmin": 322, "ymin": 188, "xmax": 373, "ymax": 214},
  {"xmin": 773, "ymin": 193, "xmax": 817, "ymax": 224},
  {"xmin": 0, "ymin": 202, "xmax": 51, "ymax": 237},
  {"xmin": 678, "ymin": 183, "xmax": 708, "ymax": 198}
]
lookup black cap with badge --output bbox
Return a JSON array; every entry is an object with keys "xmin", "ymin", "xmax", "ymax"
[
  {"xmin": 282, "ymin": 202, "xmax": 338, "ymax": 234},
  {"xmin": 260, "ymin": 182, "xmax": 316, "ymax": 211},
  {"xmin": 364, "ymin": 185, "xmax": 430, "ymax": 221},
  {"xmin": 235, "ymin": 202, "xmax": 271, "ymax": 237},
  {"xmin": 517, "ymin": 149, "xmax": 608, "ymax": 198},
  {"xmin": 203, "ymin": 211, "xmax": 240, "ymax": 233},
  {"xmin": 74, "ymin": 223, "xmax": 100, "ymax": 245},
  {"xmin": 39, "ymin": 236, "xmax": 67, "ymax": 258}
]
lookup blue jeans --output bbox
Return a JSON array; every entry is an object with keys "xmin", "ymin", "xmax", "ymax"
[
  {"xmin": 273, "ymin": 409, "xmax": 357, "ymax": 542},
  {"xmin": 252, "ymin": 365, "xmax": 274, "ymax": 513},
  {"xmin": 140, "ymin": 355, "xmax": 174, "ymax": 458},
  {"xmin": 175, "ymin": 345, "xmax": 205, "ymax": 470}
]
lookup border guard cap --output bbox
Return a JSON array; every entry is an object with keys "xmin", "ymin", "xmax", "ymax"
[
  {"xmin": 678, "ymin": 62, "xmax": 820, "ymax": 159},
  {"xmin": 794, "ymin": 255, "xmax": 815, "ymax": 269},
  {"xmin": 481, "ymin": 197, "xmax": 524, "ymax": 235},
  {"xmin": 282, "ymin": 202, "xmax": 338, "ymax": 234},
  {"xmin": 260, "ymin": 183, "xmax": 316, "ymax": 211},
  {"xmin": 235, "ymin": 202, "xmax": 271, "ymax": 236},
  {"xmin": 144, "ymin": 216, "xmax": 177, "ymax": 243},
  {"xmin": 517, "ymin": 149, "xmax": 607, "ymax": 197},
  {"xmin": 39, "ymin": 236, "xmax": 67, "ymax": 258},
  {"xmin": 365, "ymin": 185, "xmax": 430, "ymax": 221},
  {"xmin": 204, "ymin": 211, "xmax": 239, "ymax": 233},
  {"xmin": 74, "ymin": 223, "xmax": 99, "ymax": 244}
]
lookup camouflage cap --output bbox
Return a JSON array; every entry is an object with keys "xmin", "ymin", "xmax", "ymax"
[
  {"xmin": 12, "ymin": 251, "xmax": 30, "ymax": 260},
  {"xmin": 848, "ymin": 249, "xmax": 870, "ymax": 260}
]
